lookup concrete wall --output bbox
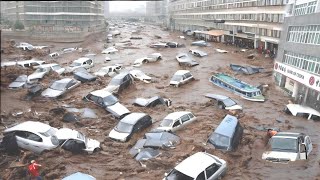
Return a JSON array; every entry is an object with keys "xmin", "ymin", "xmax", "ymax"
[{"xmin": 276, "ymin": 12, "xmax": 320, "ymax": 61}]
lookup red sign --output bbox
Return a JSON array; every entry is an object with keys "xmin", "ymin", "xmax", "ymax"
[
  {"xmin": 309, "ymin": 76, "xmax": 315, "ymax": 86},
  {"xmin": 274, "ymin": 63, "xmax": 278, "ymax": 70}
]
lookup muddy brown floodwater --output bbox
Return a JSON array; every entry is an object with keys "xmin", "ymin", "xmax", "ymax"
[{"xmin": 1, "ymin": 24, "xmax": 320, "ymax": 180}]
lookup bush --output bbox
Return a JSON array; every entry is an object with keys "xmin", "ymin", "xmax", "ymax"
[{"xmin": 14, "ymin": 20, "xmax": 24, "ymax": 30}]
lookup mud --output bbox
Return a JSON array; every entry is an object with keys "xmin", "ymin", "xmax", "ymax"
[{"xmin": 1, "ymin": 24, "xmax": 320, "ymax": 180}]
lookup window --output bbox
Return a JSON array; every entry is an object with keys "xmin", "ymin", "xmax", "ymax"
[
  {"xmin": 287, "ymin": 25, "xmax": 320, "ymax": 45},
  {"xmin": 282, "ymin": 51, "xmax": 320, "ymax": 75},
  {"xmin": 88, "ymin": 94, "xmax": 99, "ymax": 102},
  {"xmin": 196, "ymin": 171, "xmax": 205, "ymax": 180},
  {"xmin": 173, "ymin": 120, "xmax": 181, "ymax": 127},
  {"xmin": 206, "ymin": 163, "xmax": 221, "ymax": 178},
  {"xmin": 180, "ymin": 114, "xmax": 190, "ymax": 123},
  {"xmin": 26, "ymin": 133, "xmax": 42, "ymax": 142}
]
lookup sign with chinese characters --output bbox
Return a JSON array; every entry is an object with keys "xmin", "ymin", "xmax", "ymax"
[{"xmin": 274, "ymin": 62, "xmax": 320, "ymax": 91}]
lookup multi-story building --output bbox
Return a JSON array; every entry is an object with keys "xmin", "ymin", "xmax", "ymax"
[
  {"xmin": 1, "ymin": 1, "xmax": 104, "ymax": 32},
  {"xmin": 274, "ymin": 0, "xmax": 320, "ymax": 110},
  {"xmin": 104, "ymin": 1, "xmax": 110, "ymax": 18},
  {"xmin": 169, "ymin": 0, "xmax": 289, "ymax": 51},
  {"xmin": 146, "ymin": 0, "xmax": 169, "ymax": 26}
]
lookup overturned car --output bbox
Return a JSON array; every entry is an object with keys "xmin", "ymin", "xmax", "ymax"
[
  {"xmin": 175, "ymin": 53, "xmax": 199, "ymax": 67},
  {"xmin": 133, "ymin": 96, "xmax": 171, "ymax": 107}
]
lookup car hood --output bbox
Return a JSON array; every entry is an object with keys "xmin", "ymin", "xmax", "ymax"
[
  {"xmin": 262, "ymin": 151, "xmax": 298, "ymax": 162},
  {"xmin": 28, "ymin": 72, "xmax": 46, "ymax": 81},
  {"xmin": 156, "ymin": 126, "xmax": 171, "ymax": 132},
  {"xmin": 105, "ymin": 85, "xmax": 120, "ymax": 93},
  {"xmin": 66, "ymin": 66, "xmax": 79, "ymax": 72},
  {"xmin": 109, "ymin": 129, "xmax": 130, "ymax": 142},
  {"xmin": 106, "ymin": 102, "xmax": 130, "ymax": 118},
  {"xmin": 55, "ymin": 68, "xmax": 65, "ymax": 75},
  {"xmin": 9, "ymin": 81, "xmax": 26, "ymax": 88},
  {"xmin": 225, "ymin": 104, "xmax": 243, "ymax": 110},
  {"xmin": 134, "ymin": 98, "xmax": 149, "ymax": 106},
  {"xmin": 85, "ymin": 138, "xmax": 100, "ymax": 152},
  {"xmin": 41, "ymin": 88, "xmax": 63, "ymax": 98}
]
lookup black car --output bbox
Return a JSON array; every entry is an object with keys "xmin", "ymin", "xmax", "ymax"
[{"xmin": 105, "ymin": 73, "xmax": 133, "ymax": 94}]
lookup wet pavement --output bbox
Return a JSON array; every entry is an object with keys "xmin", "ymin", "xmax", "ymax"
[{"xmin": 1, "ymin": 24, "xmax": 320, "ymax": 180}]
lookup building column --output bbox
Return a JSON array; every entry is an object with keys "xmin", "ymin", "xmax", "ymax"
[
  {"xmin": 302, "ymin": 88, "xmax": 309, "ymax": 105},
  {"xmin": 264, "ymin": 41, "xmax": 268, "ymax": 50},
  {"xmin": 292, "ymin": 81, "xmax": 299, "ymax": 98}
]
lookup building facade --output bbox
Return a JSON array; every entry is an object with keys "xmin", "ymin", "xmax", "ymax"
[
  {"xmin": 1, "ymin": 1, "xmax": 104, "ymax": 32},
  {"xmin": 274, "ymin": 0, "xmax": 320, "ymax": 111},
  {"xmin": 104, "ymin": 1, "xmax": 110, "ymax": 18},
  {"xmin": 168, "ymin": 0, "xmax": 289, "ymax": 50},
  {"xmin": 146, "ymin": 0, "xmax": 169, "ymax": 26}
]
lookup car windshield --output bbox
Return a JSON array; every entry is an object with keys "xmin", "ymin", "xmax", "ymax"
[
  {"xmin": 16, "ymin": 76, "xmax": 26, "ymax": 82},
  {"xmin": 166, "ymin": 169, "xmax": 193, "ymax": 180},
  {"xmin": 36, "ymin": 68, "xmax": 47, "ymax": 73},
  {"xmin": 223, "ymin": 98, "xmax": 237, "ymax": 107},
  {"xmin": 160, "ymin": 119, "xmax": 173, "ymax": 127},
  {"xmin": 70, "ymin": 62, "xmax": 81, "ymax": 67},
  {"xmin": 210, "ymin": 133, "xmax": 230, "ymax": 148},
  {"xmin": 171, "ymin": 75, "xmax": 182, "ymax": 82},
  {"xmin": 103, "ymin": 95, "xmax": 118, "ymax": 106},
  {"xmin": 270, "ymin": 138, "xmax": 298, "ymax": 152},
  {"xmin": 77, "ymin": 132, "xmax": 87, "ymax": 145},
  {"xmin": 50, "ymin": 81, "xmax": 66, "ymax": 91},
  {"xmin": 110, "ymin": 78, "xmax": 122, "ymax": 85},
  {"xmin": 39, "ymin": 128, "xmax": 57, "ymax": 137},
  {"xmin": 52, "ymin": 65, "xmax": 62, "ymax": 71},
  {"xmin": 115, "ymin": 122, "xmax": 133, "ymax": 133}
]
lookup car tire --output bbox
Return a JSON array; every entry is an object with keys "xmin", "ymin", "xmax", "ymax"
[{"xmin": 93, "ymin": 148, "xmax": 101, "ymax": 153}]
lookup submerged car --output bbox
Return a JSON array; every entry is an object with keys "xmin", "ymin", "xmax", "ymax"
[
  {"xmin": 133, "ymin": 53, "xmax": 162, "ymax": 67},
  {"xmin": 175, "ymin": 53, "xmax": 199, "ymax": 67},
  {"xmin": 101, "ymin": 47, "xmax": 118, "ymax": 54},
  {"xmin": 66, "ymin": 57, "xmax": 94, "ymax": 73},
  {"xmin": 170, "ymin": 70, "xmax": 194, "ymax": 87},
  {"xmin": 285, "ymin": 104, "xmax": 320, "ymax": 121},
  {"xmin": 149, "ymin": 43, "xmax": 168, "ymax": 48},
  {"xmin": 189, "ymin": 49, "xmax": 208, "ymax": 57},
  {"xmin": 41, "ymin": 78, "xmax": 81, "ymax": 98},
  {"xmin": 8, "ymin": 75, "xmax": 28, "ymax": 89},
  {"xmin": 133, "ymin": 96, "xmax": 171, "ymax": 107},
  {"xmin": 166, "ymin": 42, "xmax": 184, "ymax": 48},
  {"xmin": 230, "ymin": 64, "xmax": 263, "ymax": 75},
  {"xmin": 2, "ymin": 121, "xmax": 59, "ymax": 154},
  {"xmin": 62, "ymin": 172, "xmax": 96, "ymax": 180},
  {"xmin": 105, "ymin": 73, "xmax": 133, "ymax": 94},
  {"xmin": 129, "ymin": 70, "xmax": 152, "ymax": 83},
  {"xmin": 262, "ymin": 132, "xmax": 313, "ymax": 163},
  {"xmin": 27, "ymin": 64, "xmax": 65, "ymax": 83},
  {"xmin": 16, "ymin": 42, "xmax": 34, "ymax": 51},
  {"xmin": 191, "ymin": 40, "xmax": 209, "ymax": 47},
  {"xmin": 216, "ymin": 49, "xmax": 228, "ymax": 53},
  {"xmin": 94, "ymin": 65, "xmax": 122, "ymax": 77},
  {"xmin": 109, "ymin": 113, "xmax": 152, "ymax": 142},
  {"xmin": 156, "ymin": 111, "xmax": 197, "ymax": 132},
  {"xmin": 74, "ymin": 70, "xmax": 97, "ymax": 82},
  {"xmin": 208, "ymin": 114, "xmax": 243, "ymax": 151},
  {"xmin": 17, "ymin": 60, "xmax": 45, "ymax": 69},
  {"xmin": 205, "ymin": 93, "xmax": 243, "ymax": 111},
  {"xmin": 164, "ymin": 152, "xmax": 227, "ymax": 180},
  {"xmin": 56, "ymin": 128, "xmax": 100, "ymax": 154},
  {"xmin": 84, "ymin": 89, "xmax": 130, "ymax": 118}
]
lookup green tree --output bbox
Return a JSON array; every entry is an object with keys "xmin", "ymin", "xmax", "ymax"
[{"xmin": 14, "ymin": 20, "xmax": 24, "ymax": 30}]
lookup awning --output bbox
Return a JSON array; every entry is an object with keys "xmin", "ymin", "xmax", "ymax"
[{"xmin": 202, "ymin": 30, "xmax": 225, "ymax": 36}]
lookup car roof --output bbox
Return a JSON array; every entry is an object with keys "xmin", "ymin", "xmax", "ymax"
[
  {"xmin": 175, "ymin": 152, "xmax": 218, "ymax": 178},
  {"xmin": 90, "ymin": 89, "xmax": 112, "ymax": 98},
  {"xmin": 55, "ymin": 128, "xmax": 81, "ymax": 140},
  {"xmin": 286, "ymin": 104, "xmax": 320, "ymax": 116},
  {"xmin": 39, "ymin": 63, "xmax": 59, "ymax": 68},
  {"xmin": 55, "ymin": 78, "xmax": 73, "ymax": 84},
  {"xmin": 205, "ymin": 93, "xmax": 229, "ymax": 101},
  {"xmin": 164, "ymin": 111, "xmax": 191, "ymax": 120},
  {"xmin": 4, "ymin": 121, "xmax": 52, "ymax": 133},
  {"xmin": 17, "ymin": 60, "xmax": 45, "ymax": 64},
  {"xmin": 120, "ymin": 113, "xmax": 148, "ymax": 124},
  {"xmin": 113, "ymin": 72, "xmax": 129, "ymax": 79},
  {"xmin": 273, "ymin": 132, "xmax": 302, "ymax": 139},
  {"xmin": 214, "ymin": 114, "xmax": 238, "ymax": 137},
  {"xmin": 74, "ymin": 57, "xmax": 91, "ymax": 63},
  {"xmin": 174, "ymin": 70, "xmax": 190, "ymax": 75}
]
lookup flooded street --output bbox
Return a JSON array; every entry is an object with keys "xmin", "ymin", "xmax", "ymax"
[{"xmin": 1, "ymin": 24, "xmax": 320, "ymax": 180}]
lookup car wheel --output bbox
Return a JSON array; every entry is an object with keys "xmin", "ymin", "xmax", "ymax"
[{"xmin": 93, "ymin": 148, "xmax": 101, "ymax": 153}]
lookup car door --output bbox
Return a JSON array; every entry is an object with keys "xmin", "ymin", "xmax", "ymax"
[
  {"xmin": 185, "ymin": 73, "xmax": 193, "ymax": 82},
  {"xmin": 14, "ymin": 131, "xmax": 30, "ymax": 151},
  {"xmin": 180, "ymin": 114, "xmax": 191, "ymax": 127},
  {"xmin": 66, "ymin": 80, "xmax": 78, "ymax": 92},
  {"xmin": 15, "ymin": 131, "xmax": 44, "ymax": 153},
  {"xmin": 206, "ymin": 163, "xmax": 222, "ymax": 180},
  {"xmin": 305, "ymin": 136, "xmax": 313, "ymax": 157},
  {"xmin": 171, "ymin": 119, "xmax": 183, "ymax": 132}
]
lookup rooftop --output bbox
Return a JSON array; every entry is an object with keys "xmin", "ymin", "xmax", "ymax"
[
  {"xmin": 90, "ymin": 89, "xmax": 112, "ymax": 98},
  {"xmin": 214, "ymin": 114, "xmax": 238, "ymax": 137},
  {"xmin": 120, "ymin": 113, "xmax": 148, "ymax": 124},
  {"xmin": 164, "ymin": 111, "xmax": 191, "ymax": 120},
  {"xmin": 4, "ymin": 121, "xmax": 53, "ymax": 133}
]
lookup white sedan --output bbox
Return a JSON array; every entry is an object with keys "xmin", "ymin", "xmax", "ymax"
[
  {"xmin": 133, "ymin": 53, "xmax": 162, "ymax": 67},
  {"xmin": 94, "ymin": 65, "xmax": 122, "ymax": 77},
  {"xmin": 41, "ymin": 78, "xmax": 81, "ymax": 98},
  {"xmin": 55, "ymin": 128, "xmax": 101, "ymax": 154},
  {"xmin": 129, "ymin": 70, "xmax": 152, "ymax": 83},
  {"xmin": 156, "ymin": 111, "xmax": 197, "ymax": 132},
  {"xmin": 102, "ymin": 47, "xmax": 118, "ymax": 54},
  {"xmin": 3, "ymin": 121, "xmax": 59, "ymax": 154}
]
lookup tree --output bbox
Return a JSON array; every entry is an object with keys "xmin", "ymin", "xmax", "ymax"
[{"xmin": 14, "ymin": 20, "xmax": 24, "ymax": 30}]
